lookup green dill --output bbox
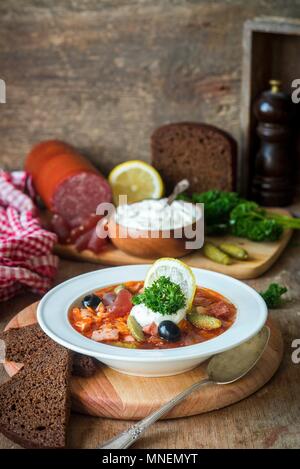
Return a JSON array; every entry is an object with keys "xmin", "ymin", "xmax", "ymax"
[
  {"xmin": 132, "ymin": 276, "xmax": 186, "ymax": 315},
  {"xmin": 260, "ymin": 283, "xmax": 288, "ymax": 308}
]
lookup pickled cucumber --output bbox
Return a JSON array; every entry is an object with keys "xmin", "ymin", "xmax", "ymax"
[
  {"xmin": 203, "ymin": 242, "xmax": 232, "ymax": 265},
  {"xmin": 127, "ymin": 315, "xmax": 145, "ymax": 342},
  {"xmin": 219, "ymin": 242, "xmax": 248, "ymax": 260},
  {"xmin": 187, "ymin": 308, "xmax": 222, "ymax": 330}
]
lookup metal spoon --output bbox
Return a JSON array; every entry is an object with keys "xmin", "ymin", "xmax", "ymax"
[
  {"xmin": 99, "ymin": 326, "xmax": 270, "ymax": 449},
  {"xmin": 167, "ymin": 179, "xmax": 190, "ymax": 205}
]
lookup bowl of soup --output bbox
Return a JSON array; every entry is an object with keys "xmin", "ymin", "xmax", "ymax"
[{"xmin": 37, "ymin": 264, "xmax": 267, "ymax": 377}]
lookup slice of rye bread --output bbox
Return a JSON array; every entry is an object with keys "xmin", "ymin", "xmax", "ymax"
[
  {"xmin": 151, "ymin": 122, "xmax": 237, "ymax": 194},
  {"xmin": 0, "ymin": 324, "xmax": 52, "ymax": 364},
  {"xmin": 0, "ymin": 341, "xmax": 72, "ymax": 448},
  {"xmin": 72, "ymin": 353, "xmax": 98, "ymax": 378},
  {"xmin": 0, "ymin": 324, "xmax": 98, "ymax": 378}
]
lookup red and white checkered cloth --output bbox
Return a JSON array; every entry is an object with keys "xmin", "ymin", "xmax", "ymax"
[{"xmin": 0, "ymin": 170, "xmax": 58, "ymax": 301}]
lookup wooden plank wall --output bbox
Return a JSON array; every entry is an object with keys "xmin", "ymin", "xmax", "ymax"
[{"xmin": 0, "ymin": 0, "xmax": 299, "ymax": 175}]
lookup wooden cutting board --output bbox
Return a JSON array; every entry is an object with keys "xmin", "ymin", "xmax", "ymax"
[
  {"xmin": 54, "ymin": 209, "xmax": 292, "ymax": 280},
  {"xmin": 3, "ymin": 302, "xmax": 283, "ymax": 420}
]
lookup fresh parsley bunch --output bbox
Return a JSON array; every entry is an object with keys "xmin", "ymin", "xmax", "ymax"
[
  {"xmin": 177, "ymin": 190, "xmax": 300, "ymax": 242},
  {"xmin": 230, "ymin": 202, "xmax": 283, "ymax": 241},
  {"xmin": 191, "ymin": 190, "xmax": 242, "ymax": 225},
  {"xmin": 132, "ymin": 276, "xmax": 186, "ymax": 315},
  {"xmin": 260, "ymin": 283, "xmax": 287, "ymax": 308}
]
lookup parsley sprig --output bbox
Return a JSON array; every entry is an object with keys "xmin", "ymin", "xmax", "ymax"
[
  {"xmin": 178, "ymin": 190, "xmax": 300, "ymax": 241},
  {"xmin": 260, "ymin": 283, "xmax": 287, "ymax": 308},
  {"xmin": 133, "ymin": 276, "xmax": 186, "ymax": 315}
]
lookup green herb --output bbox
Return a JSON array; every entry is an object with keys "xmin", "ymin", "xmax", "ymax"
[
  {"xmin": 260, "ymin": 283, "xmax": 287, "ymax": 308},
  {"xmin": 177, "ymin": 190, "xmax": 300, "ymax": 242},
  {"xmin": 205, "ymin": 223, "xmax": 229, "ymax": 236},
  {"xmin": 191, "ymin": 190, "xmax": 242, "ymax": 225},
  {"xmin": 230, "ymin": 202, "xmax": 283, "ymax": 241},
  {"xmin": 132, "ymin": 276, "xmax": 186, "ymax": 315},
  {"xmin": 265, "ymin": 212, "xmax": 300, "ymax": 229}
]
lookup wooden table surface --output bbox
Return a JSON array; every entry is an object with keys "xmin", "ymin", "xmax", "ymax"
[{"xmin": 1, "ymin": 233, "xmax": 300, "ymax": 449}]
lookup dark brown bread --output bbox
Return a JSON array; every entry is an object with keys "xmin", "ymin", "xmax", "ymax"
[
  {"xmin": 0, "ymin": 324, "xmax": 52, "ymax": 363},
  {"xmin": 0, "ymin": 341, "xmax": 72, "ymax": 448},
  {"xmin": 72, "ymin": 353, "xmax": 98, "ymax": 378},
  {"xmin": 0, "ymin": 324, "xmax": 98, "ymax": 377},
  {"xmin": 151, "ymin": 122, "xmax": 236, "ymax": 194}
]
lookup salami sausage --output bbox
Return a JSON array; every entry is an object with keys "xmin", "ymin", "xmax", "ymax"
[
  {"xmin": 69, "ymin": 213, "xmax": 101, "ymax": 243},
  {"xmin": 74, "ymin": 226, "xmax": 108, "ymax": 253},
  {"xmin": 87, "ymin": 226, "xmax": 108, "ymax": 253},
  {"xmin": 25, "ymin": 140, "xmax": 112, "ymax": 228},
  {"xmin": 25, "ymin": 140, "xmax": 73, "ymax": 179},
  {"xmin": 50, "ymin": 212, "xmax": 107, "ymax": 253},
  {"xmin": 50, "ymin": 213, "xmax": 71, "ymax": 244},
  {"xmin": 75, "ymin": 227, "xmax": 96, "ymax": 252}
]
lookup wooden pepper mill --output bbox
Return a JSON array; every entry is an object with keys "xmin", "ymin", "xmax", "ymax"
[{"xmin": 252, "ymin": 79, "xmax": 293, "ymax": 206}]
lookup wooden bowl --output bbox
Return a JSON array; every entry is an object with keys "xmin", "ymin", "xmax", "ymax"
[{"xmin": 107, "ymin": 216, "xmax": 202, "ymax": 259}]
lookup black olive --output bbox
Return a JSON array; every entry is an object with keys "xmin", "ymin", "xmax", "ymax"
[
  {"xmin": 82, "ymin": 294, "xmax": 101, "ymax": 309},
  {"xmin": 158, "ymin": 320, "xmax": 181, "ymax": 342}
]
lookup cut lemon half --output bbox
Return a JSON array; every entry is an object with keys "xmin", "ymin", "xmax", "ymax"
[
  {"xmin": 144, "ymin": 258, "xmax": 196, "ymax": 312},
  {"xmin": 108, "ymin": 160, "xmax": 164, "ymax": 205}
]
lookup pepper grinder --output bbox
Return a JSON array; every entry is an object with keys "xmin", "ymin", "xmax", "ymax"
[{"xmin": 252, "ymin": 79, "xmax": 293, "ymax": 206}]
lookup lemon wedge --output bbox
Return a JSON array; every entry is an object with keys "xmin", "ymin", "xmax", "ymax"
[
  {"xmin": 144, "ymin": 258, "xmax": 196, "ymax": 312},
  {"xmin": 108, "ymin": 160, "xmax": 164, "ymax": 205}
]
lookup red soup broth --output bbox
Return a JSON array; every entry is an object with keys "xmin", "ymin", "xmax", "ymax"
[{"xmin": 69, "ymin": 281, "xmax": 236, "ymax": 350}]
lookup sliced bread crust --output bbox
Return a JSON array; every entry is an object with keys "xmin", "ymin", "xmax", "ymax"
[
  {"xmin": 0, "ymin": 341, "xmax": 72, "ymax": 448},
  {"xmin": 0, "ymin": 324, "xmax": 52, "ymax": 364},
  {"xmin": 151, "ymin": 122, "xmax": 236, "ymax": 194},
  {"xmin": 0, "ymin": 323, "xmax": 98, "ymax": 378}
]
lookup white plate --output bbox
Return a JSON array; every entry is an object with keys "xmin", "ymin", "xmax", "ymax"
[{"xmin": 37, "ymin": 265, "xmax": 267, "ymax": 377}]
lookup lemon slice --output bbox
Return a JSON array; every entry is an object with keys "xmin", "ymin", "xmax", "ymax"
[
  {"xmin": 144, "ymin": 258, "xmax": 196, "ymax": 312},
  {"xmin": 108, "ymin": 160, "xmax": 164, "ymax": 205}
]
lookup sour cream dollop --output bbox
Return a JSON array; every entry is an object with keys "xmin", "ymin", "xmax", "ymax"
[
  {"xmin": 115, "ymin": 198, "xmax": 201, "ymax": 231},
  {"xmin": 130, "ymin": 303, "xmax": 186, "ymax": 327}
]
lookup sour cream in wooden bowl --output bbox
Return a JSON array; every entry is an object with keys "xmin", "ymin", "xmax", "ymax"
[{"xmin": 108, "ymin": 198, "xmax": 204, "ymax": 259}]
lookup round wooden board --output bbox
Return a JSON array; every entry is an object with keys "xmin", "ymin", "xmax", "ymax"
[{"xmin": 4, "ymin": 302, "xmax": 283, "ymax": 420}]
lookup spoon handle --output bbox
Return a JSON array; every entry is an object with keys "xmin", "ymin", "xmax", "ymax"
[
  {"xmin": 98, "ymin": 378, "xmax": 211, "ymax": 449},
  {"xmin": 167, "ymin": 179, "xmax": 190, "ymax": 205}
]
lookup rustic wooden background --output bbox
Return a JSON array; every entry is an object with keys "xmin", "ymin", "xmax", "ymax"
[{"xmin": 0, "ymin": 0, "xmax": 300, "ymax": 175}]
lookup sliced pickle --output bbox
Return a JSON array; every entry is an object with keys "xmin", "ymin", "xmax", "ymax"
[
  {"xmin": 203, "ymin": 242, "xmax": 232, "ymax": 265},
  {"xmin": 219, "ymin": 242, "xmax": 248, "ymax": 260},
  {"xmin": 187, "ymin": 308, "xmax": 222, "ymax": 330},
  {"xmin": 127, "ymin": 315, "xmax": 145, "ymax": 342}
]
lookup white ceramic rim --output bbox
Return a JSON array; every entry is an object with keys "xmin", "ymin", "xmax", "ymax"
[{"xmin": 37, "ymin": 265, "xmax": 268, "ymax": 362}]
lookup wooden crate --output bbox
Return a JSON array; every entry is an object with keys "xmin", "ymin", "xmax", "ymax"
[{"xmin": 238, "ymin": 16, "xmax": 300, "ymax": 197}]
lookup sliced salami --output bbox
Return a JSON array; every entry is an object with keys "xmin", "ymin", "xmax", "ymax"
[
  {"xmin": 50, "ymin": 213, "xmax": 71, "ymax": 243},
  {"xmin": 25, "ymin": 140, "xmax": 112, "ymax": 229},
  {"xmin": 69, "ymin": 214, "xmax": 101, "ymax": 243},
  {"xmin": 74, "ymin": 227, "xmax": 95, "ymax": 252},
  {"xmin": 69, "ymin": 213, "xmax": 108, "ymax": 253},
  {"xmin": 87, "ymin": 226, "xmax": 108, "ymax": 253},
  {"xmin": 53, "ymin": 173, "xmax": 111, "ymax": 228}
]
